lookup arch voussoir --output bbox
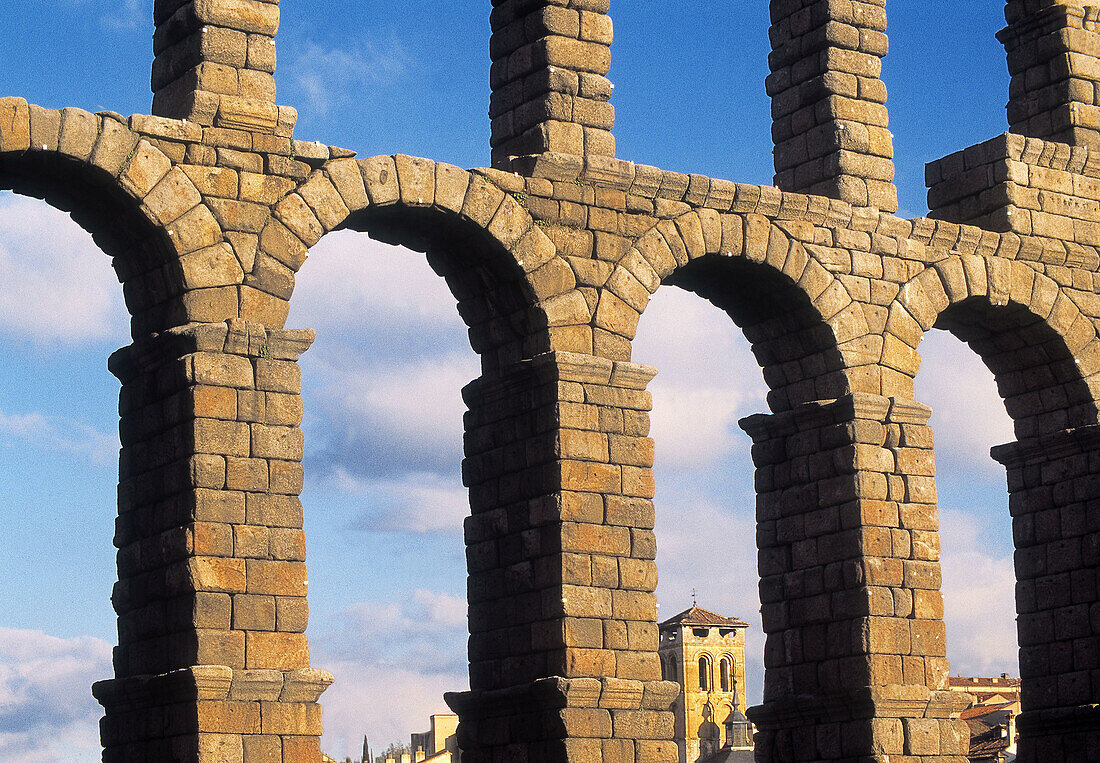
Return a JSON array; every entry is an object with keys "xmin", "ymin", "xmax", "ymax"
[
  {"xmin": 273, "ymin": 192, "xmax": 324, "ymax": 248},
  {"xmin": 434, "ymin": 162, "xmax": 471, "ymax": 215},
  {"xmin": 1, "ymin": 99, "xmax": 220, "ymax": 330},
  {"xmin": 635, "ymin": 228, "xmax": 678, "ymax": 280},
  {"xmin": 359, "ymin": 154, "xmax": 400, "ymax": 206},
  {"xmin": 324, "ymin": 157, "xmax": 369, "ymax": 211},
  {"xmin": 656, "ymin": 218, "xmax": 691, "ymax": 267},
  {"xmin": 777, "ymin": 237, "xmax": 807, "ymax": 281},
  {"xmin": 0, "ymin": 96, "xmax": 31, "ymax": 154},
  {"xmin": 297, "ymin": 172, "xmax": 349, "ymax": 231},
  {"xmin": 394, "ymin": 153, "xmax": 436, "ymax": 207},
  {"xmin": 460, "ymin": 171, "xmax": 507, "ymax": 228},
  {"xmin": 57, "ymin": 106, "xmax": 99, "ymax": 160}
]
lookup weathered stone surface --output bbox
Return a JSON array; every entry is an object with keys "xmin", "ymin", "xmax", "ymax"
[{"xmin": 17, "ymin": 3, "xmax": 1100, "ymax": 762}]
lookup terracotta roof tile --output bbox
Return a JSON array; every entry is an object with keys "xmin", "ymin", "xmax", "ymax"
[{"xmin": 660, "ymin": 605, "xmax": 749, "ymax": 629}]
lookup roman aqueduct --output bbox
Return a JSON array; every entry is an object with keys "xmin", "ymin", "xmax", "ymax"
[{"xmin": 3, "ymin": 0, "xmax": 1100, "ymax": 760}]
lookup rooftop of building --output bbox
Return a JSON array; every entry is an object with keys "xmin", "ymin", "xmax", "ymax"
[
  {"xmin": 659, "ymin": 605, "xmax": 749, "ymax": 630},
  {"xmin": 949, "ymin": 674, "xmax": 1021, "ymax": 688},
  {"xmin": 960, "ymin": 701, "xmax": 1017, "ymax": 721}
]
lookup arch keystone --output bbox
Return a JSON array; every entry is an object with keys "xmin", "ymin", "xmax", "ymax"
[
  {"xmin": 28, "ymin": 104, "xmax": 61, "ymax": 153},
  {"xmin": 697, "ymin": 207, "xmax": 722, "ymax": 252},
  {"xmin": 743, "ymin": 214, "xmax": 771, "ymax": 264},
  {"xmin": 718, "ymin": 213, "xmax": 744, "ymax": 257}
]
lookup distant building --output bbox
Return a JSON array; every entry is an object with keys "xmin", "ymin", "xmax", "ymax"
[
  {"xmin": 948, "ymin": 674, "xmax": 1021, "ymax": 705},
  {"xmin": 950, "ymin": 674, "xmax": 1021, "ymax": 763},
  {"xmin": 409, "ymin": 714, "xmax": 461, "ymax": 762},
  {"xmin": 659, "ymin": 605, "xmax": 754, "ymax": 763}
]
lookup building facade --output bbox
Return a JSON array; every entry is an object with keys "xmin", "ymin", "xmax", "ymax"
[{"xmin": 659, "ymin": 607, "xmax": 752, "ymax": 762}]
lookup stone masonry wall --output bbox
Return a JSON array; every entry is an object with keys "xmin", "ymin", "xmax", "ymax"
[
  {"xmin": 769, "ymin": 0, "xmax": 898, "ymax": 212},
  {"xmin": 1000, "ymin": 0, "xmax": 1100, "ymax": 147}
]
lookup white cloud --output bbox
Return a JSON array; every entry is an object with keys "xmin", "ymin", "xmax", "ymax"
[
  {"xmin": 634, "ymin": 287, "xmax": 768, "ymax": 471},
  {"xmin": 290, "ymin": 231, "xmax": 465, "ymax": 334},
  {"xmin": 0, "ymin": 407, "xmax": 119, "ymax": 468},
  {"xmin": 323, "ymin": 470, "xmax": 469, "ymax": 534},
  {"xmin": 290, "ymin": 230, "xmax": 477, "ymax": 490},
  {"xmin": 99, "ymin": 0, "xmax": 143, "ymax": 32},
  {"xmin": 917, "ymin": 329, "xmax": 1015, "ymax": 476},
  {"xmin": 316, "ymin": 353, "xmax": 473, "ymax": 449},
  {"xmin": 282, "ymin": 38, "xmax": 411, "ymax": 117},
  {"xmin": 0, "ymin": 628, "xmax": 112, "ymax": 763},
  {"xmin": 0, "ymin": 193, "xmax": 128, "ymax": 345},
  {"xmin": 648, "ymin": 384, "xmax": 747, "ymax": 470},
  {"xmin": 302, "ymin": 350, "xmax": 474, "ymax": 484},
  {"xmin": 311, "ymin": 591, "xmax": 468, "ymax": 759},
  {"xmin": 939, "ymin": 509, "xmax": 1019, "ymax": 676}
]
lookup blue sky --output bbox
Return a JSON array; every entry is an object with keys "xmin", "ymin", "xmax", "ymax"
[{"xmin": 0, "ymin": 2, "xmax": 1019, "ymax": 760}]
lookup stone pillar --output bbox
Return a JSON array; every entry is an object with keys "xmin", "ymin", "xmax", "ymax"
[
  {"xmin": 992, "ymin": 425, "xmax": 1100, "ymax": 762},
  {"xmin": 488, "ymin": 0, "xmax": 615, "ymax": 171},
  {"xmin": 768, "ymin": 0, "xmax": 898, "ymax": 212},
  {"xmin": 448, "ymin": 351, "xmax": 679, "ymax": 763},
  {"xmin": 740, "ymin": 393, "xmax": 969, "ymax": 761},
  {"xmin": 94, "ymin": 319, "xmax": 332, "ymax": 762},
  {"xmin": 152, "ymin": 0, "xmax": 297, "ymax": 135},
  {"xmin": 999, "ymin": 0, "xmax": 1100, "ymax": 147}
]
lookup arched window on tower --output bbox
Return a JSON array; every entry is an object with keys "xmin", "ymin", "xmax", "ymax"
[
  {"xmin": 719, "ymin": 656, "xmax": 732, "ymax": 692},
  {"xmin": 698, "ymin": 655, "xmax": 711, "ymax": 691}
]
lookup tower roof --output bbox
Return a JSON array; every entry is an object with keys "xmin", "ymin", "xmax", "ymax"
[{"xmin": 659, "ymin": 606, "xmax": 749, "ymax": 629}]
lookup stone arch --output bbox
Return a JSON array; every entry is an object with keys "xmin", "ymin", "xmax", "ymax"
[
  {"xmin": 249, "ymin": 155, "xmax": 579, "ymax": 373},
  {"xmin": 890, "ymin": 255, "xmax": 1100, "ymax": 436},
  {"xmin": 620, "ymin": 209, "xmax": 871, "ymax": 411},
  {"xmin": 892, "ymin": 250, "xmax": 1100, "ymax": 756},
  {"xmin": 0, "ymin": 99, "xmax": 224, "ymax": 337}
]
